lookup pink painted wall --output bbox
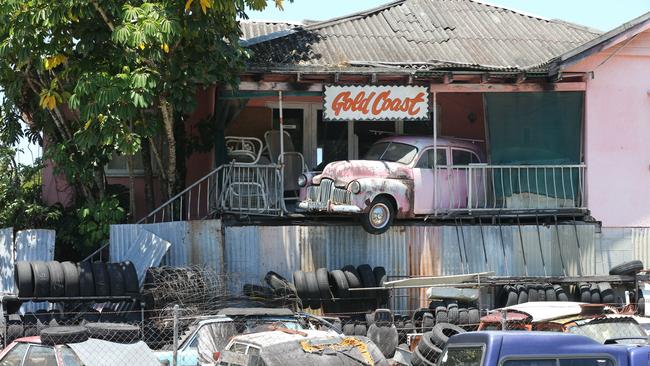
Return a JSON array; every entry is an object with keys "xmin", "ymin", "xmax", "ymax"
[{"xmin": 565, "ymin": 27, "xmax": 650, "ymax": 227}]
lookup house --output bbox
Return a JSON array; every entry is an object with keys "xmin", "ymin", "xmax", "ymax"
[{"xmin": 75, "ymin": 1, "xmax": 650, "ymax": 308}]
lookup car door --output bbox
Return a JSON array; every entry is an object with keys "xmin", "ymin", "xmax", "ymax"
[
  {"xmin": 449, "ymin": 149, "xmax": 482, "ymax": 209},
  {"xmin": 413, "ymin": 148, "xmax": 450, "ymax": 214}
]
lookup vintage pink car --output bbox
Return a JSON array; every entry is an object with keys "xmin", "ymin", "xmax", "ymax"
[{"xmin": 297, "ymin": 136, "xmax": 485, "ymax": 234}]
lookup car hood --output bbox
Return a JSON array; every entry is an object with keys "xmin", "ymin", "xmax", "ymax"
[{"xmin": 315, "ymin": 160, "xmax": 411, "ymax": 185}]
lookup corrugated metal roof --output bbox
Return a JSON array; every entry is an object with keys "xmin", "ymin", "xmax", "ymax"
[
  {"xmin": 240, "ymin": 19, "xmax": 303, "ymax": 42},
  {"xmin": 247, "ymin": 0, "xmax": 601, "ymax": 72}
]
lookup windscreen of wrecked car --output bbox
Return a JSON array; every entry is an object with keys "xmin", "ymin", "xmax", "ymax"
[{"xmin": 364, "ymin": 142, "xmax": 418, "ymax": 164}]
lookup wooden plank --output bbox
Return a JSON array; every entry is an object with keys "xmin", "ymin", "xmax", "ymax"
[
  {"xmin": 234, "ymin": 81, "xmax": 324, "ymax": 92},
  {"xmin": 429, "ymin": 82, "xmax": 586, "ymax": 93}
]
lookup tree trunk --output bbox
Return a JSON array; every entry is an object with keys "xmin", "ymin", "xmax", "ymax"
[
  {"xmin": 159, "ymin": 96, "xmax": 176, "ymax": 198},
  {"xmin": 126, "ymin": 153, "xmax": 136, "ymax": 223},
  {"xmin": 141, "ymin": 139, "xmax": 155, "ymax": 214}
]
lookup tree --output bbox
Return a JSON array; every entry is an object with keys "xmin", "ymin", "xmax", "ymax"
[{"xmin": 0, "ymin": 0, "xmax": 284, "ymax": 250}]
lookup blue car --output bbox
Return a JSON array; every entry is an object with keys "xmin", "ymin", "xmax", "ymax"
[{"xmin": 440, "ymin": 331, "xmax": 650, "ymax": 366}]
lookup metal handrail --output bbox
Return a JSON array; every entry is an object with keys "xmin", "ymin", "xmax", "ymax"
[{"xmin": 137, "ymin": 165, "xmax": 226, "ymax": 224}]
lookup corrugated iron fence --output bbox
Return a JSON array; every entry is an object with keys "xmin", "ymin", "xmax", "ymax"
[{"xmin": 109, "ymin": 220, "xmax": 650, "ymax": 311}]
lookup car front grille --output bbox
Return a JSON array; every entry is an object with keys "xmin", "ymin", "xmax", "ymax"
[{"xmin": 307, "ymin": 179, "xmax": 352, "ymax": 205}]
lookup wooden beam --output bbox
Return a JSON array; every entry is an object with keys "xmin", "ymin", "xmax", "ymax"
[
  {"xmin": 429, "ymin": 82, "xmax": 586, "ymax": 93},
  {"xmin": 234, "ymin": 81, "xmax": 323, "ymax": 92}
]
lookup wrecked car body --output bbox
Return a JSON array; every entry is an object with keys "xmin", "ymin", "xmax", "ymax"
[{"xmin": 298, "ymin": 136, "xmax": 485, "ymax": 234}]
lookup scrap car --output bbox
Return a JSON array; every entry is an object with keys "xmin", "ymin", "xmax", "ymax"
[{"xmin": 298, "ymin": 136, "xmax": 484, "ymax": 234}]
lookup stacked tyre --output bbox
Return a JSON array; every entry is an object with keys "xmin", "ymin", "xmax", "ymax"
[
  {"xmin": 15, "ymin": 261, "xmax": 140, "ymax": 299},
  {"xmin": 293, "ymin": 264, "xmax": 388, "ymax": 312},
  {"xmin": 575, "ymin": 282, "xmax": 615, "ymax": 304},
  {"xmin": 412, "ymin": 323, "xmax": 466, "ymax": 365},
  {"xmin": 500, "ymin": 283, "xmax": 568, "ymax": 307}
]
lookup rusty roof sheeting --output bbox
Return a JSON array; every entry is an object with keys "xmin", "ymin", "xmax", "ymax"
[{"xmin": 247, "ymin": 0, "xmax": 601, "ymax": 73}]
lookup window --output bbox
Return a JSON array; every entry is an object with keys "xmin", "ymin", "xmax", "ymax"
[
  {"xmin": 0, "ymin": 343, "xmax": 29, "ymax": 366},
  {"xmin": 504, "ymin": 359, "xmax": 558, "ymax": 366},
  {"xmin": 439, "ymin": 346, "xmax": 483, "ymax": 366},
  {"xmin": 364, "ymin": 142, "xmax": 418, "ymax": 165},
  {"xmin": 59, "ymin": 347, "xmax": 83, "ymax": 366},
  {"xmin": 452, "ymin": 149, "xmax": 480, "ymax": 165},
  {"xmin": 416, "ymin": 149, "xmax": 447, "ymax": 169},
  {"xmin": 23, "ymin": 345, "xmax": 57, "ymax": 366},
  {"xmin": 105, "ymin": 152, "xmax": 145, "ymax": 176}
]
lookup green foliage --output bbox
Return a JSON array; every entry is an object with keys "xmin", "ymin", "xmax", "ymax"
[
  {"xmin": 0, "ymin": 147, "xmax": 62, "ymax": 231},
  {"xmin": 0, "ymin": 0, "xmax": 287, "ymax": 252},
  {"xmin": 77, "ymin": 195, "xmax": 125, "ymax": 251}
]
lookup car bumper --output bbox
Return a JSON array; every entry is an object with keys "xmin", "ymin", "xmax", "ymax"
[{"xmin": 298, "ymin": 201, "xmax": 362, "ymax": 213}]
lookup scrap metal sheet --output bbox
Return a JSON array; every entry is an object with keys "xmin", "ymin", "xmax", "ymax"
[
  {"xmin": 68, "ymin": 339, "xmax": 160, "ymax": 366},
  {"xmin": 122, "ymin": 229, "xmax": 171, "ymax": 286},
  {"xmin": 0, "ymin": 228, "xmax": 14, "ymax": 293}
]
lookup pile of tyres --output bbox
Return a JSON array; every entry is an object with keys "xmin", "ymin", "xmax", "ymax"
[
  {"xmin": 293, "ymin": 264, "xmax": 389, "ymax": 312},
  {"xmin": 15, "ymin": 261, "xmax": 140, "ymax": 298},
  {"xmin": 499, "ymin": 284, "xmax": 569, "ymax": 307},
  {"xmin": 412, "ymin": 323, "xmax": 466, "ymax": 365}
]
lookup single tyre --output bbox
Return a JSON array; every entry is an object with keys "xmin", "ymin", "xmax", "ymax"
[
  {"xmin": 373, "ymin": 266, "xmax": 390, "ymax": 306},
  {"xmin": 31, "ymin": 261, "xmax": 50, "ymax": 297},
  {"xmin": 92, "ymin": 262, "xmax": 110, "ymax": 297},
  {"xmin": 430, "ymin": 323, "xmax": 466, "ymax": 348},
  {"xmin": 40, "ymin": 326, "xmax": 89, "ymax": 345},
  {"xmin": 316, "ymin": 268, "xmax": 332, "ymax": 302},
  {"xmin": 6, "ymin": 323, "xmax": 24, "ymax": 344},
  {"xmin": 46, "ymin": 261, "xmax": 65, "ymax": 297},
  {"xmin": 293, "ymin": 270, "xmax": 309, "ymax": 304},
  {"xmin": 61, "ymin": 261, "xmax": 79, "ymax": 297},
  {"xmin": 447, "ymin": 306, "xmax": 459, "ymax": 324},
  {"xmin": 107, "ymin": 263, "xmax": 125, "ymax": 296},
  {"xmin": 517, "ymin": 287, "xmax": 528, "ymax": 304},
  {"xmin": 505, "ymin": 288, "xmax": 518, "ymax": 307},
  {"xmin": 78, "ymin": 261, "xmax": 94, "ymax": 297},
  {"xmin": 341, "ymin": 265, "xmax": 362, "ymax": 288},
  {"xmin": 342, "ymin": 323, "xmax": 355, "ymax": 336},
  {"xmin": 590, "ymin": 284, "xmax": 601, "ymax": 304},
  {"xmin": 15, "ymin": 261, "xmax": 34, "ymax": 297},
  {"xmin": 354, "ymin": 323, "xmax": 367, "ymax": 336},
  {"xmin": 458, "ymin": 309, "xmax": 469, "ymax": 326},
  {"xmin": 467, "ymin": 308, "xmax": 480, "ymax": 326},
  {"xmin": 435, "ymin": 309, "xmax": 448, "ymax": 324},
  {"xmin": 85, "ymin": 322, "xmax": 140, "ymax": 343},
  {"xmin": 598, "ymin": 282, "xmax": 615, "ymax": 304},
  {"xmin": 265, "ymin": 271, "xmax": 294, "ymax": 294},
  {"xmin": 304, "ymin": 271, "xmax": 320, "ymax": 309},
  {"xmin": 554, "ymin": 285, "xmax": 569, "ymax": 301},
  {"xmin": 119, "ymin": 261, "xmax": 140, "ymax": 295},
  {"xmin": 609, "ymin": 260, "xmax": 644, "ymax": 276},
  {"xmin": 357, "ymin": 264, "xmax": 377, "ymax": 299},
  {"xmin": 422, "ymin": 312, "xmax": 435, "ymax": 332},
  {"xmin": 329, "ymin": 270, "xmax": 350, "ymax": 298},
  {"xmin": 579, "ymin": 283, "xmax": 591, "ymax": 303},
  {"xmin": 536, "ymin": 284, "xmax": 546, "ymax": 302},
  {"xmin": 418, "ymin": 332, "xmax": 443, "ymax": 363},
  {"xmin": 545, "ymin": 284, "xmax": 556, "ymax": 301},
  {"xmin": 367, "ymin": 324, "xmax": 399, "ymax": 358},
  {"xmin": 360, "ymin": 196, "xmax": 395, "ymax": 235},
  {"xmin": 527, "ymin": 286, "xmax": 539, "ymax": 302},
  {"xmin": 413, "ymin": 345, "xmax": 438, "ymax": 366}
]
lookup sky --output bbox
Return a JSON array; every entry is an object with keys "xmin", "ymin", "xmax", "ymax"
[{"xmin": 250, "ymin": 0, "xmax": 650, "ymax": 32}]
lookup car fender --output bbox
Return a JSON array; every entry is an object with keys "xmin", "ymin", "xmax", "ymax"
[{"xmin": 352, "ymin": 178, "xmax": 413, "ymax": 218}]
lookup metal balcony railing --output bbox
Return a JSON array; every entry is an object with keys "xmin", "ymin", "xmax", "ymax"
[
  {"xmin": 434, "ymin": 164, "xmax": 586, "ymax": 213},
  {"xmin": 138, "ymin": 163, "xmax": 284, "ymax": 224}
]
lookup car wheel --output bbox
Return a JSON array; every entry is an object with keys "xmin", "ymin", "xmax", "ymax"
[{"xmin": 361, "ymin": 196, "xmax": 394, "ymax": 235}]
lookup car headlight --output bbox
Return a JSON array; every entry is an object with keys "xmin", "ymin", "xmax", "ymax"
[
  {"xmin": 297, "ymin": 174, "xmax": 307, "ymax": 187},
  {"xmin": 348, "ymin": 181, "xmax": 361, "ymax": 194}
]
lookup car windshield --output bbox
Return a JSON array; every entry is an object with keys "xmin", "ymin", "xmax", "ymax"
[
  {"xmin": 566, "ymin": 319, "xmax": 647, "ymax": 344},
  {"xmin": 364, "ymin": 142, "xmax": 418, "ymax": 164}
]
